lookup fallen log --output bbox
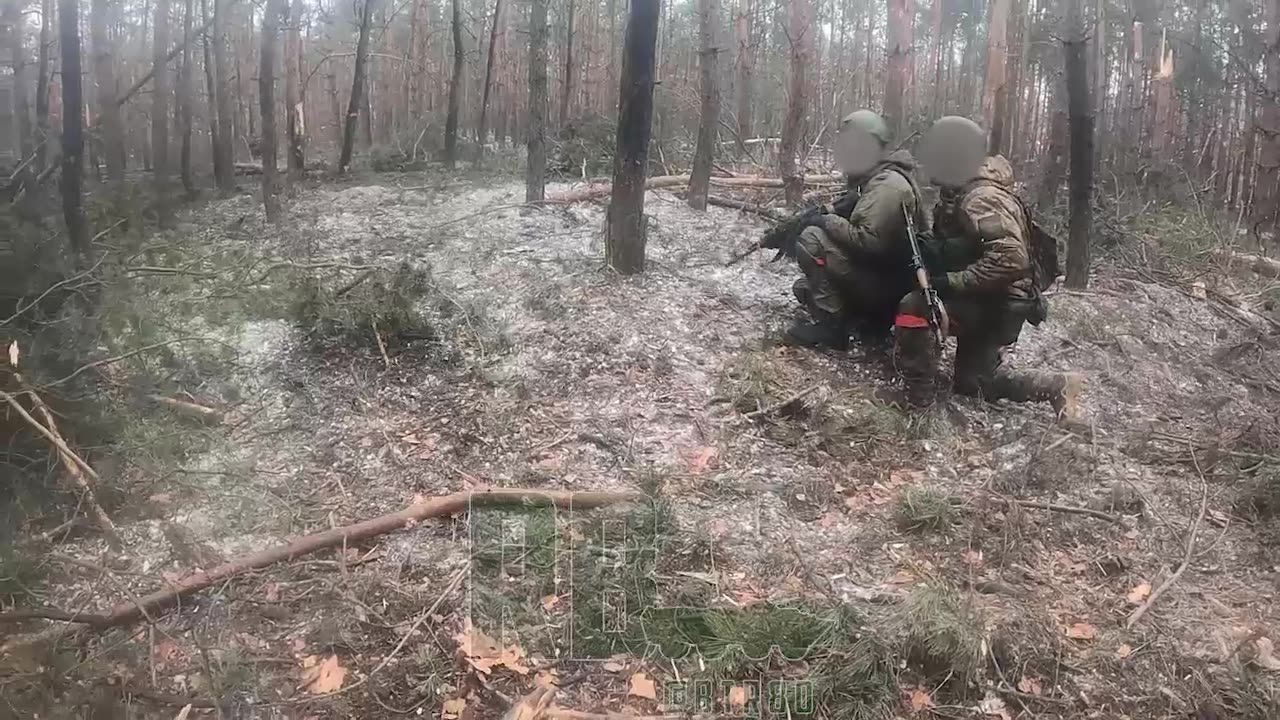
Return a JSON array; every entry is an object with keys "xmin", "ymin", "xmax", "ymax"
[
  {"xmin": 548, "ymin": 173, "xmax": 839, "ymax": 204},
  {"xmin": 703, "ymin": 194, "xmax": 787, "ymax": 221},
  {"xmin": 0, "ymin": 488, "xmax": 640, "ymax": 631},
  {"xmin": 1213, "ymin": 249, "xmax": 1280, "ymax": 278}
]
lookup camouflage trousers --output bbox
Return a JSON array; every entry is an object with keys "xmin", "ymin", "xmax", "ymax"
[
  {"xmin": 793, "ymin": 226, "xmax": 910, "ymax": 332},
  {"xmin": 893, "ymin": 291, "xmax": 1067, "ymax": 407}
]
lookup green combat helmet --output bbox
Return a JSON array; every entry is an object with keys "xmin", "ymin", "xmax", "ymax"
[{"xmin": 839, "ymin": 110, "xmax": 891, "ymax": 146}]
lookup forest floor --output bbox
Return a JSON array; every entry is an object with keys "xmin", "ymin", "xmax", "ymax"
[{"xmin": 5, "ymin": 168, "xmax": 1280, "ymax": 719}]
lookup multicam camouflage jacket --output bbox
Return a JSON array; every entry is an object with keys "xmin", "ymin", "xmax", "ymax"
[{"xmin": 930, "ymin": 155, "xmax": 1036, "ymax": 303}]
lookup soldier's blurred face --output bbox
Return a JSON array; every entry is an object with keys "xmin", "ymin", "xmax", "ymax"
[
  {"xmin": 835, "ymin": 127, "xmax": 883, "ymax": 177},
  {"xmin": 920, "ymin": 123, "xmax": 986, "ymax": 188}
]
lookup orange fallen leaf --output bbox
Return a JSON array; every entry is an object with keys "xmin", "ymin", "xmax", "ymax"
[
  {"xmin": 908, "ymin": 687, "xmax": 935, "ymax": 711},
  {"xmin": 1016, "ymin": 676, "xmax": 1043, "ymax": 695},
  {"xmin": 1126, "ymin": 581, "xmax": 1152, "ymax": 605},
  {"xmin": 962, "ymin": 549, "xmax": 983, "ymax": 567},
  {"xmin": 300, "ymin": 654, "xmax": 346, "ymax": 694},
  {"xmin": 454, "ymin": 621, "xmax": 531, "ymax": 675},
  {"xmin": 727, "ymin": 685, "xmax": 749, "ymax": 710},
  {"xmin": 441, "ymin": 697, "xmax": 467, "ymax": 718},
  {"xmin": 541, "ymin": 594, "xmax": 561, "ymax": 611},
  {"xmin": 628, "ymin": 671, "xmax": 658, "ymax": 700},
  {"xmin": 683, "ymin": 446, "xmax": 720, "ymax": 475},
  {"xmin": 1065, "ymin": 622, "xmax": 1098, "ymax": 640},
  {"xmin": 1116, "ymin": 643, "xmax": 1133, "ymax": 659}
]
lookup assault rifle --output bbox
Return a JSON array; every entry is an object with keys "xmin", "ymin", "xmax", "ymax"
[
  {"xmin": 724, "ymin": 191, "xmax": 860, "ymax": 267},
  {"xmin": 903, "ymin": 204, "xmax": 949, "ymax": 344}
]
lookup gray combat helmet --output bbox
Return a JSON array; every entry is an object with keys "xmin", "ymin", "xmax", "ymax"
[
  {"xmin": 839, "ymin": 110, "xmax": 891, "ymax": 146},
  {"xmin": 920, "ymin": 115, "xmax": 987, "ymax": 188}
]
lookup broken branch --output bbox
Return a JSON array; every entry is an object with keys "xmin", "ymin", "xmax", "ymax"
[
  {"xmin": 146, "ymin": 395, "xmax": 224, "ymax": 424},
  {"xmin": 1127, "ymin": 450, "xmax": 1210, "ymax": 628},
  {"xmin": 0, "ymin": 488, "xmax": 640, "ymax": 630},
  {"xmin": 744, "ymin": 384, "xmax": 821, "ymax": 420}
]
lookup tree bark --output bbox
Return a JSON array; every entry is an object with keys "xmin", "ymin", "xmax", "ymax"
[
  {"xmin": 91, "ymin": 0, "xmax": 125, "ymax": 183},
  {"xmin": 33, "ymin": 0, "xmax": 50, "ymax": 178},
  {"xmin": 1152, "ymin": 29, "xmax": 1175, "ymax": 163},
  {"xmin": 559, "ymin": 0, "xmax": 575, "ymax": 127},
  {"xmin": 687, "ymin": 0, "xmax": 720, "ymax": 211},
  {"xmin": 259, "ymin": 0, "xmax": 282, "ymax": 221},
  {"xmin": 475, "ymin": 0, "xmax": 503, "ymax": 163},
  {"xmin": 779, "ymin": 0, "xmax": 813, "ymax": 206},
  {"xmin": 201, "ymin": 0, "xmax": 222, "ymax": 185},
  {"xmin": 928, "ymin": 0, "xmax": 944, "ymax": 117},
  {"xmin": 1064, "ymin": 0, "xmax": 1093, "ymax": 289},
  {"xmin": 983, "ymin": 0, "xmax": 1010, "ymax": 154},
  {"xmin": 884, "ymin": 0, "xmax": 912, "ymax": 138},
  {"xmin": 58, "ymin": 0, "xmax": 89, "ymax": 263},
  {"xmin": 444, "ymin": 0, "xmax": 462, "ymax": 167},
  {"xmin": 179, "ymin": 0, "xmax": 195, "ymax": 196},
  {"xmin": 1257, "ymin": 0, "xmax": 1280, "ymax": 230},
  {"xmin": 338, "ymin": 0, "xmax": 374, "ymax": 173},
  {"xmin": 212, "ymin": 0, "xmax": 235, "ymax": 190},
  {"xmin": 152, "ymin": 0, "xmax": 172, "ymax": 219},
  {"xmin": 605, "ymin": 0, "xmax": 660, "ymax": 274},
  {"xmin": 733, "ymin": 0, "xmax": 753, "ymax": 138},
  {"xmin": 284, "ymin": 0, "xmax": 303, "ymax": 179},
  {"xmin": 525, "ymin": 0, "xmax": 549, "ymax": 203},
  {"xmin": 4, "ymin": 0, "xmax": 33, "ymax": 167},
  {"xmin": 1036, "ymin": 108, "xmax": 1067, "ymax": 211}
]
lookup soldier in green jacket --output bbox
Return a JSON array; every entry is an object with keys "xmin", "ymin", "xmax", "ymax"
[
  {"xmin": 784, "ymin": 110, "xmax": 926, "ymax": 349},
  {"xmin": 895, "ymin": 116, "xmax": 1081, "ymax": 416}
]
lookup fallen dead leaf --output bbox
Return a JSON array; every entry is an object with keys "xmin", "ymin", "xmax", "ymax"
[
  {"xmin": 1116, "ymin": 643, "xmax": 1134, "ymax": 659},
  {"xmin": 1252, "ymin": 637, "xmax": 1280, "ymax": 671},
  {"xmin": 908, "ymin": 687, "xmax": 935, "ymax": 711},
  {"xmin": 1126, "ymin": 581, "xmax": 1152, "ymax": 605},
  {"xmin": 683, "ymin": 446, "xmax": 720, "ymax": 475},
  {"xmin": 454, "ymin": 621, "xmax": 531, "ymax": 675},
  {"xmin": 441, "ymin": 697, "xmax": 467, "ymax": 718},
  {"xmin": 264, "ymin": 582, "xmax": 281, "ymax": 603},
  {"xmin": 541, "ymin": 594, "xmax": 561, "ymax": 611},
  {"xmin": 1016, "ymin": 676, "xmax": 1043, "ymax": 695},
  {"xmin": 727, "ymin": 685, "xmax": 749, "ymax": 710},
  {"xmin": 628, "ymin": 671, "xmax": 658, "ymax": 700},
  {"xmin": 1065, "ymin": 622, "xmax": 1098, "ymax": 640},
  {"xmin": 299, "ymin": 654, "xmax": 346, "ymax": 694},
  {"xmin": 978, "ymin": 694, "xmax": 1012, "ymax": 719},
  {"xmin": 534, "ymin": 669, "xmax": 560, "ymax": 689},
  {"xmin": 601, "ymin": 660, "xmax": 625, "ymax": 673},
  {"xmin": 817, "ymin": 511, "xmax": 838, "ymax": 528},
  {"xmin": 962, "ymin": 549, "xmax": 983, "ymax": 567}
]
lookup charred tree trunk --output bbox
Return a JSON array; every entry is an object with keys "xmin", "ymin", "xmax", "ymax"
[
  {"xmin": 212, "ymin": 0, "xmax": 235, "ymax": 190},
  {"xmin": 687, "ymin": 0, "xmax": 720, "ymax": 210},
  {"xmin": 91, "ymin": 0, "xmax": 125, "ymax": 183},
  {"xmin": 983, "ymin": 0, "xmax": 1010, "ymax": 154},
  {"xmin": 259, "ymin": 0, "xmax": 282, "ymax": 220},
  {"xmin": 339, "ymin": 0, "xmax": 374, "ymax": 173},
  {"xmin": 525, "ymin": 0, "xmax": 549, "ymax": 202},
  {"xmin": 152, "ymin": 0, "xmax": 172, "ymax": 218},
  {"xmin": 733, "ymin": 0, "xmax": 753, "ymax": 138},
  {"xmin": 884, "ymin": 0, "xmax": 912, "ymax": 137},
  {"xmin": 179, "ymin": 0, "xmax": 195, "ymax": 196},
  {"xmin": 1063, "ymin": 1, "xmax": 1093, "ymax": 289},
  {"xmin": 779, "ymin": 0, "xmax": 813, "ymax": 206},
  {"xmin": 285, "ymin": 0, "xmax": 304, "ymax": 178},
  {"xmin": 58, "ymin": 0, "xmax": 89, "ymax": 263},
  {"xmin": 605, "ymin": 0, "xmax": 660, "ymax": 274},
  {"xmin": 559, "ymin": 0, "xmax": 575, "ymax": 126},
  {"xmin": 444, "ymin": 0, "xmax": 462, "ymax": 167},
  {"xmin": 476, "ymin": 0, "xmax": 503, "ymax": 163}
]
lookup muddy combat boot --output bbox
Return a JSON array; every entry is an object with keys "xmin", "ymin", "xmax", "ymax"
[
  {"xmin": 784, "ymin": 314, "xmax": 850, "ymax": 350},
  {"xmin": 986, "ymin": 370, "xmax": 1084, "ymax": 421}
]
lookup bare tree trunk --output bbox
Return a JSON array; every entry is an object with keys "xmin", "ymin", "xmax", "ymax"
[
  {"xmin": 259, "ymin": 0, "xmax": 281, "ymax": 220},
  {"xmin": 1151, "ymin": 29, "xmax": 1175, "ymax": 163},
  {"xmin": 525, "ymin": 0, "xmax": 548, "ymax": 202},
  {"xmin": 1064, "ymin": 0, "xmax": 1093, "ymax": 289},
  {"xmin": 688, "ymin": 0, "xmax": 719, "ymax": 210},
  {"xmin": 58, "ymin": 0, "xmax": 89, "ymax": 263},
  {"xmin": 212, "ymin": 0, "xmax": 235, "ymax": 190},
  {"xmin": 284, "ymin": 0, "xmax": 303, "ymax": 179},
  {"xmin": 338, "ymin": 0, "xmax": 374, "ymax": 173},
  {"xmin": 179, "ymin": 0, "xmax": 194, "ymax": 196},
  {"xmin": 1092, "ymin": 0, "xmax": 1106, "ymax": 163},
  {"xmin": 928, "ymin": 0, "xmax": 943, "ymax": 116},
  {"xmin": 33, "ymin": 0, "xmax": 50, "ymax": 178},
  {"xmin": 884, "ymin": 0, "xmax": 912, "ymax": 137},
  {"xmin": 1258, "ymin": 0, "xmax": 1280, "ymax": 230},
  {"xmin": 733, "ymin": 0, "xmax": 753, "ymax": 138},
  {"xmin": 1036, "ymin": 107, "xmax": 1067, "ymax": 211},
  {"xmin": 779, "ymin": 0, "xmax": 812, "ymax": 206},
  {"xmin": 201, "ymin": 0, "xmax": 221, "ymax": 184},
  {"xmin": 92, "ymin": 0, "xmax": 125, "ymax": 182},
  {"xmin": 605, "ymin": 0, "xmax": 659, "ymax": 274},
  {"xmin": 152, "ymin": 0, "xmax": 172, "ymax": 219},
  {"xmin": 1126, "ymin": 19, "xmax": 1144, "ymax": 170},
  {"xmin": 559, "ymin": 0, "xmax": 575, "ymax": 127},
  {"xmin": 475, "ymin": 0, "xmax": 503, "ymax": 163},
  {"xmin": 444, "ymin": 0, "xmax": 462, "ymax": 167},
  {"xmin": 983, "ymin": 0, "xmax": 1010, "ymax": 153},
  {"xmin": 4, "ymin": 0, "xmax": 32, "ymax": 161}
]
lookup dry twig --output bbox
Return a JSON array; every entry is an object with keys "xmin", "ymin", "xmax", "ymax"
[{"xmin": 743, "ymin": 384, "xmax": 821, "ymax": 420}]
